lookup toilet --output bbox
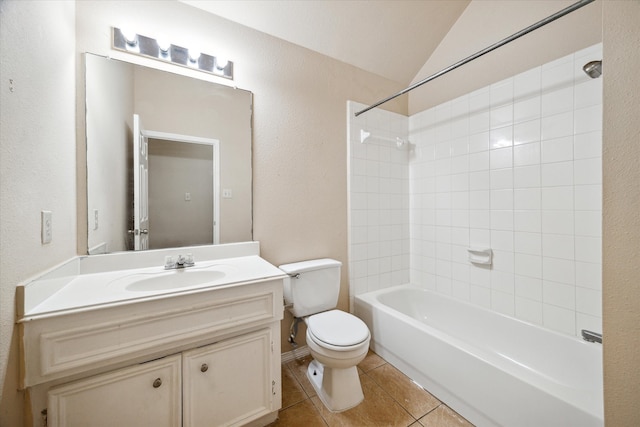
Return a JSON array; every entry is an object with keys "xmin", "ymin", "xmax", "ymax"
[{"xmin": 279, "ymin": 259, "xmax": 370, "ymax": 413}]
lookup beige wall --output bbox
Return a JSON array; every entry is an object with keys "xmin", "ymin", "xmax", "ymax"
[
  {"xmin": 74, "ymin": 0, "xmax": 405, "ymax": 357},
  {"xmin": 148, "ymin": 139, "xmax": 214, "ymax": 249},
  {"xmin": 133, "ymin": 64, "xmax": 253, "ymax": 245},
  {"xmin": 85, "ymin": 54, "xmax": 133, "ymax": 253},
  {"xmin": 0, "ymin": 2, "xmax": 77, "ymax": 426},
  {"xmin": 602, "ymin": 2, "xmax": 640, "ymax": 425},
  {"xmin": 409, "ymin": 0, "xmax": 603, "ymax": 113},
  {"xmin": 1, "ymin": 1, "xmax": 404, "ymax": 424}
]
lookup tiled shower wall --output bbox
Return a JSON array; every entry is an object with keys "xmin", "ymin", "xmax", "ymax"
[
  {"xmin": 347, "ymin": 102, "xmax": 410, "ymax": 309},
  {"xmin": 349, "ymin": 44, "xmax": 602, "ymax": 337}
]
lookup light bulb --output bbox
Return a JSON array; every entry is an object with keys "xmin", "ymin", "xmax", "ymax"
[
  {"xmin": 121, "ymin": 28, "xmax": 137, "ymax": 46},
  {"xmin": 215, "ymin": 57, "xmax": 229, "ymax": 70},
  {"xmin": 188, "ymin": 49, "xmax": 201, "ymax": 63},
  {"xmin": 157, "ymin": 39, "xmax": 171, "ymax": 55}
]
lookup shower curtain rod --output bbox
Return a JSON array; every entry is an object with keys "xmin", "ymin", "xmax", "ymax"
[{"xmin": 354, "ymin": 0, "xmax": 595, "ymax": 117}]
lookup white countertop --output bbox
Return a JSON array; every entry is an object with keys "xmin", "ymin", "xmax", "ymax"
[{"xmin": 17, "ymin": 243, "xmax": 287, "ymax": 320}]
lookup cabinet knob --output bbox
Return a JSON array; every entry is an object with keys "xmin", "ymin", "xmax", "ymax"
[
  {"xmin": 200, "ymin": 363, "xmax": 208, "ymax": 373},
  {"xmin": 153, "ymin": 378, "xmax": 162, "ymax": 388}
]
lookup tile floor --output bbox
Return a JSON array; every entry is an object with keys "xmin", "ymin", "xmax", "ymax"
[{"xmin": 270, "ymin": 351, "xmax": 475, "ymax": 427}]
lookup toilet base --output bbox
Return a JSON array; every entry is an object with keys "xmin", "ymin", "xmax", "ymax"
[{"xmin": 306, "ymin": 359, "xmax": 364, "ymax": 413}]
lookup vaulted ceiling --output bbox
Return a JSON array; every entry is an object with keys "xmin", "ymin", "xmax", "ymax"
[{"xmin": 180, "ymin": 0, "xmax": 471, "ymax": 86}]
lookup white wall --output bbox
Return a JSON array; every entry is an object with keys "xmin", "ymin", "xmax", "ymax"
[
  {"xmin": 347, "ymin": 102, "xmax": 410, "ymax": 309},
  {"xmin": 0, "ymin": 2, "xmax": 77, "ymax": 426},
  {"xmin": 408, "ymin": 45, "xmax": 602, "ymax": 337}
]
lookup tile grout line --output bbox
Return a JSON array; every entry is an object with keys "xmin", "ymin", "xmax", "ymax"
[
  {"xmin": 279, "ymin": 353, "xmax": 473, "ymax": 426},
  {"xmin": 360, "ymin": 365, "xmax": 426, "ymax": 426}
]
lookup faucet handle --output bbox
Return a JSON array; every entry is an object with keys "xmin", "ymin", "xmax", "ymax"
[
  {"xmin": 185, "ymin": 253, "xmax": 194, "ymax": 265},
  {"xmin": 164, "ymin": 256, "xmax": 175, "ymax": 269}
]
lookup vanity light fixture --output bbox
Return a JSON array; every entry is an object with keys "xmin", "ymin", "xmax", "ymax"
[{"xmin": 112, "ymin": 27, "xmax": 234, "ymax": 80}]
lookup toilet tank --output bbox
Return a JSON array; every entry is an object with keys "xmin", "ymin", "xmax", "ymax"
[{"xmin": 278, "ymin": 259, "xmax": 341, "ymax": 318}]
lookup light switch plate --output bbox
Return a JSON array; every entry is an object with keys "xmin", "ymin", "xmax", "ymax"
[{"xmin": 42, "ymin": 210, "xmax": 52, "ymax": 244}]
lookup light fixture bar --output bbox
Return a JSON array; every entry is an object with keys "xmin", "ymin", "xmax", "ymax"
[{"xmin": 112, "ymin": 27, "xmax": 233, "ymax": 80}]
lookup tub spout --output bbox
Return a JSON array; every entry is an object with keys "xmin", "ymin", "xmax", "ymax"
[{"xmin": 581, "ymin": 329, "xmax": 602, "ymax": 344}]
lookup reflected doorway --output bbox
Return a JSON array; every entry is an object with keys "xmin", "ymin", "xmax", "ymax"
[{"xmin": 143, "ymin": 131, "xmax": 220, "ymax": 250}]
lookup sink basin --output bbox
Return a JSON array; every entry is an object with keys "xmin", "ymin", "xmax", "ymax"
[
  {"xmin": 107, "ymin": 265, "xmax": 237, "ymax": 292},
  {"xmin": 125, "ymin": 270, "xmax": 227, "ymax": 291}
]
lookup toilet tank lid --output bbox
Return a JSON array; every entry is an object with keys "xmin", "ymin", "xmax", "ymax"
[{"xmin": 279, "ymin": 258, "xmax": 341, "ymax": 275}]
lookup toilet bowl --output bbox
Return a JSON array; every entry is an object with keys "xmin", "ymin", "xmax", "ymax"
[
  {"xmin": 304, "ymin": 310, "xmax": 370, "ymax": 412},
  {"xmin": 278, "ymin": 259, "xmax": 371, "ymax": 412}
]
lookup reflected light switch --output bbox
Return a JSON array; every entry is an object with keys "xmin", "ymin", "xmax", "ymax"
[{"xmin": 185, "ymin": 192, "xmax": 191, "ymax": 201}]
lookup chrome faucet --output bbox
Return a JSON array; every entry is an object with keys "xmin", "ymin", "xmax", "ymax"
[{"xmin": 164, "ymin": 253, "xmax": 195, "ymax": 269}]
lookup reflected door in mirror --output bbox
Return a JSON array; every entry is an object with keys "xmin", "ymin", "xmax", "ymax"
[{"xmin": 133, "ymin": 114, "xmax": 150, "ymax": 250}]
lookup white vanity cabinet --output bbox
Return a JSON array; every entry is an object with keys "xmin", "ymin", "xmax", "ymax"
[
  {"xmin": 18, "ymin": 250, "xmax": 287, "ymax": 427},
  {"xmin": 183, "ymin": 329, "xmax": 274, "ymax": 426},
  {"xmin": 48, "ymin": 354, "xmax": 182, "ymax": 427},
  {"xmin": 47, "ymin": 328, "xmax": 276, "ymax": 427}
]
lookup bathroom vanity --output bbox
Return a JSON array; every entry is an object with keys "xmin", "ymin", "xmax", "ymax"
[{"xmin": 16, "ymin": 242, "xmax": 286, "ymax": 427}]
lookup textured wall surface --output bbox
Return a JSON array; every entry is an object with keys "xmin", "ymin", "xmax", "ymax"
[
  {"xmin": 409, "ymin": 0, "xmax": 603, "ymax": 113},
  {"xmin": 0, "ymin": 2, "xmax": 77, "ymax": 425},
  {"xmin": 602, "ymin": 1, "xmax": 640, "ymax": 425}
]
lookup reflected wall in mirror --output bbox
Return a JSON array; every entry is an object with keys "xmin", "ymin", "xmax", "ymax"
[{"xmin": 85, "ymin": 54, "xmax": 253, "ymax": 254}]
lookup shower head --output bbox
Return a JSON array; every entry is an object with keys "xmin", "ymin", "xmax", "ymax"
[{"xmin": 583, "ymin": 60, "xmax": 602, "ymax": 79}]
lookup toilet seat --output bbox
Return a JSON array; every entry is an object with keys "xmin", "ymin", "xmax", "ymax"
[{"xmin": 307, "ymin": 310, "xmax": 370, "ymax": 349}]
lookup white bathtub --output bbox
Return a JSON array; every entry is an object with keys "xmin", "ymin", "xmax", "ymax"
[{"xmin": 354, "ymin": 285, "xmax": 603, "ymax": 427}]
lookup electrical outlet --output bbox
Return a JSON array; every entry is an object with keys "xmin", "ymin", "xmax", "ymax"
[
  {"xmin": 222, "ymin": 189, "xmax": 233, "ymax": 199},
  {"xmin": 41, "ymin": 210, "xmax": 52, "ymax": 244},
  {"xmin": 94, "ymin": 209, "xmax": 99, "ymax": 230}
]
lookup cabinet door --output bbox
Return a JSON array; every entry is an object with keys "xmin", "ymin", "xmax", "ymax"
[
  {"xmin": 183, "ymin": 329, "xmax": 273, "ymax": 427},
  {"xmin": 48, "ymin": 355, "xmax": 181, "ymax": 427}
]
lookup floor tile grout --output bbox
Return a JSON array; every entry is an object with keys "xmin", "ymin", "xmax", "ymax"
[
  {"xmin": 275, "ymin": 351, "xmax": 474, "ymax": 427},
  {"xmin": 359, "ymin": 369, "xmax": 420, "ymax": 425}
]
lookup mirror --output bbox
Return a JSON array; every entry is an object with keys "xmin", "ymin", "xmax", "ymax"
[{"xmin": 85, "ymin": 54, "xmax": 253, "ymax": 254}]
